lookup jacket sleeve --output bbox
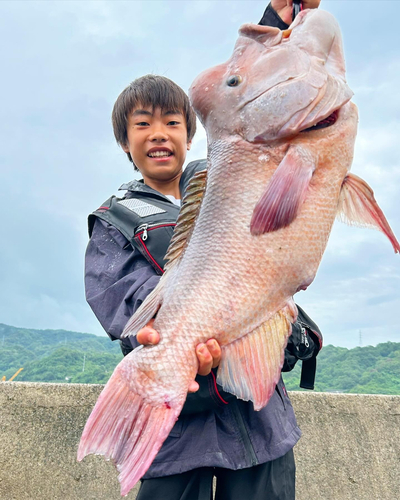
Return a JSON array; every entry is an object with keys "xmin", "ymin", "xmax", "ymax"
[
  {"xmin": 181, "ymin": 370, "xmax": 236, "ymax": 415},
  {"xmin": 259, "ymin": 2, "xmax": 290, "ymax": 29},
  {"xmin": 85, "ymin": 217, "xmax": 161, "ymax": 351}
]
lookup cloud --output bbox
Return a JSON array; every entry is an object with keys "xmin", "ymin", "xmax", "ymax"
[{"xmin": 0, "ymin": 1, "xmax": 399, "ymax": 350}]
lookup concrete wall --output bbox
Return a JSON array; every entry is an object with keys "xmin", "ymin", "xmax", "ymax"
[{"xmin": 0, "ymin": 382, "xmax": 399, "ymax": 499}]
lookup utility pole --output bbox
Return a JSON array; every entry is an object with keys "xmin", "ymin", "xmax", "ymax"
[{"xmin": 82, "ymin": 353, "xmax": 86, "ymax": 372}]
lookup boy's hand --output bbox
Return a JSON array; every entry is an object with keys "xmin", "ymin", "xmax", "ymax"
[
  {"xmin": 136, "ymin": 320, "xmax": 222, "ymax": 393},
  {"xmin": 271, "ymin": 0, "xmax": 321, "ymax": 25},
  {"xmin": 196, "ymin": 339, "xmax": 221, "ymax": 375},
  {"xmin": 136, "ymin": 319, "xmax": 160, "ymax": 345}
]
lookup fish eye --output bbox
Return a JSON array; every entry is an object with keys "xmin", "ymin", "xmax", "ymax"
[{"xmin": 227, "ymin": 75, "xmax": 242, "ymax": 87}]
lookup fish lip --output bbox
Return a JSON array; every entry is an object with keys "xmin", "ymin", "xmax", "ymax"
[
  {"xmin": 300, "ymin": 108, "xmax": 340, "ymax": 133},
  {"xmin": 251, "ymin": 107, "xmax": 342, "ymax": 143},
  {"xmin": 147, "ymin": 147, "xmax": 173, "ymax": 157}
]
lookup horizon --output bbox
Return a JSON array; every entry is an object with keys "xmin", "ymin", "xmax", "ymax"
[{"xmin": 2, "ymin": 321, "xmax": 399, "ymax": 351}]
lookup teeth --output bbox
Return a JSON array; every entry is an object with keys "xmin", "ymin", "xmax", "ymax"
[{"xmin": 148, "ymin": 151, "xmax": 172, "ymax": 158}]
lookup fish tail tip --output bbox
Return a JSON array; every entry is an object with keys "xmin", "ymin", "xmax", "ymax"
[
  {"xmin": 115, "ymin": 404, "xmax": 181, "ymax": 494},
  {"xmin": 77, "ymin": 443, "xmax": 91, "ymax": 462},
  {"xmin": 120, "ymin": 473, "xmax": 143, "ymax": 497},
  {"xmin": 78, "ymin": 365, "xmax": 183, "ymax": 496}
]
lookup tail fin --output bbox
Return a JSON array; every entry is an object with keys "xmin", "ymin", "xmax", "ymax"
[{"xmin": 77, "ymin": 357, "xmax": 183, "ymax": 496}]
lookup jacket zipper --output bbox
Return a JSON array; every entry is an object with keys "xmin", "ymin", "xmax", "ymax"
[
  {"xmin": 133, "ymin": 223, "xmax": 176, "ymax": 275},
  {"xmin": 135, "ymin": 222, "xmax": 176, "ymax": 242},
  {"xmin": 299, "ymin": 324, "xmax": 310, "ymax": 348},
  {"xmin": 231, "ymin": 403, "xmax": 258, "ymax": 466}
]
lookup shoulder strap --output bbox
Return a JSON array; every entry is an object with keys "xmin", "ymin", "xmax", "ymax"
[
  {"xmin": 88, "ymin": 162, "xmax": 207, "ymax": 273},
  {"xmin": 297, "ymin": 305, "xmax": 323, "ymax": 390},
  {"xmin": 300, "ymin": 357, "xmax": 317, "ymax": 390},
  {"xmin": 89, "ymin": 194, "xmax": 175, "ymax": 235},
  {"xmin": 88, "ymin": 193, "xmax": 180, "ymax": 274}
]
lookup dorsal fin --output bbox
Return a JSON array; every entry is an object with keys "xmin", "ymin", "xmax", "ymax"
[
  {"xmin": 164, "ymin": 169, "xmax": 207, "ymax": 271},
  {"xmin": 337, "ymin": 173, "xmax": 400, "ymax": 253}
]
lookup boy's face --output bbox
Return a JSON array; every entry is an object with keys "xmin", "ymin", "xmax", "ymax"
[{"xmin": 122, "ymin": 106, "xmax": 192, "ymax": 185}]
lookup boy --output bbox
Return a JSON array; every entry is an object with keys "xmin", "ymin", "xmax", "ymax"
[{"xmin": 85, "ymin": 2, "xmax": 322, "ymax": 498}]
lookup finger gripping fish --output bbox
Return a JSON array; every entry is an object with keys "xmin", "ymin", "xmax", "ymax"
[{"xmin": 78, "ymin": 10, "xmax": 399, "ymax": 495}]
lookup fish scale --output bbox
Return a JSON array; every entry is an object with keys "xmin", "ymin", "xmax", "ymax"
[{"xmin": 78, "ymin": 9, "xmax": 399, "ymax": 496}]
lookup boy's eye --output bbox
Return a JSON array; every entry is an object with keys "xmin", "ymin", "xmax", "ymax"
[
  {"xmin": 168, "ymin": 120, "xmax": 180, "ymax": 126},
  {"xmin": 137, "ymin": 121, "xmax": 150, "ymax": 126}
]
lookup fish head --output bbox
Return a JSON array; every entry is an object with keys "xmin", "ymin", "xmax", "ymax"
[{"xmin": 189, "ymin": 9, "xmax": 354, "ymax": 143}]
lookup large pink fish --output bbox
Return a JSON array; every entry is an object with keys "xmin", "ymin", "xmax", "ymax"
[{"xmin": 78, "ymin": 9, "xmax": 399, "ymax": 495}]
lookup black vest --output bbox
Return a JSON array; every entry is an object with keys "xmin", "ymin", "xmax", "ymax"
[{"xmin": 88, "ymin": 160, "xmax": 207, "ymax": 275}]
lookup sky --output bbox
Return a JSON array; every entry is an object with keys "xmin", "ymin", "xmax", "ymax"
[{"xmin": 0, "ymin": 1, "xmax": 399, "ymax": 349}]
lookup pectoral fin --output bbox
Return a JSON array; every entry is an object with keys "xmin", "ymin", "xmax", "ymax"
[
  {"xmin": 121, "ymin": 276, "xmax": 167, "ymax": 338},
  {"xmin": 217, "ymin": 309, "xmax": 292, "ymax": 411},
  {"xmin": 337, "ymin": 173, "xmax": 400, "ymax": 253},
  {"xmin": 250, "ymin": 146, "xmax": 315, "ymax": 235}
]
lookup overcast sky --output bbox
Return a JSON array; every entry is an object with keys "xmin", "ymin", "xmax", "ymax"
[{"xmin": 0, "ymin": 1, "xmax": 399, "ymax": 349}]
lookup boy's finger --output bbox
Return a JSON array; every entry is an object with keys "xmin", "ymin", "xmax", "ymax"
[
  {"xmin": 206, "ymin": 339, "xmax": 222, "ymax": 368},
  {"xmin": 196, "ymin": 343, "xmax": 213, "ymax": 376},
  {"xmin": 136, "ymin": 326, "xmax": 160, "ymax": 345},
  {"xmin": 188, "ymin": 381, "xmax": 199, "ymax": 393},
  {"xmin": 303, "ymin": 0, "xmax": 321, "ymax": 9}
]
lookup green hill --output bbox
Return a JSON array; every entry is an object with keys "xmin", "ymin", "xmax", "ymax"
[
  {"xmin": 0, "ymin": 323, "xmax": 122, "ymax": 384},
  {"xmin": 282, "ymin": 342, "xmax": 400, "ymax": 395},
  {"xmin": 1, "ymin": 323, "xmax": 399, "ymax": 394}
]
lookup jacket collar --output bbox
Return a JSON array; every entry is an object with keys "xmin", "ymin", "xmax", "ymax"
[{"xmin": 118, "ymin": 164, "xmax": 198, "ymax": 201}]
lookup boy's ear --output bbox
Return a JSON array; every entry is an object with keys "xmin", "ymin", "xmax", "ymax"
[
  {"xmin": 187, "ymin": 140, "xmax": 192, "ymax": 151},
  {"xmin": 121, "ymin": 143, "xmax": 130, "ymax": 153}
]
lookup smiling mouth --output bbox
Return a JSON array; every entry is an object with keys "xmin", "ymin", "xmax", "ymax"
[{"xmin": 148, "ymin": 151, "xmax": 173, "ymax": 158}]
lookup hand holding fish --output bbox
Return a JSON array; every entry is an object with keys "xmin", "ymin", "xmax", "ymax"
[
  {"xmin": 137, "ymin": 320, "xmax": 222, "ymax": 392},
  {"xmin": 271, "ymin": 0, "xmax": 321, "ymax": 25}
]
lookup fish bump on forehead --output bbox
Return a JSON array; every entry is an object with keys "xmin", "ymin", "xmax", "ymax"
[
  {"xmin": 235, "ymin": 10, "xmax": 344, "ymax": 70},
  {"xmin": 238, "ymin": 24, "xmax": 282, "ymax": 48}
]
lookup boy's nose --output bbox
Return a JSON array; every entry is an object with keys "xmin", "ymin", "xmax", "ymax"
[{"xmin": 149, "ymin": 126, "xmax": 168, "ymax": 142}]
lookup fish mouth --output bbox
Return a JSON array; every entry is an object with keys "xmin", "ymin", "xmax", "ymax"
[{"xmin": 301, "ymin": 109, "xmax": 339, "ymax": 132}]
